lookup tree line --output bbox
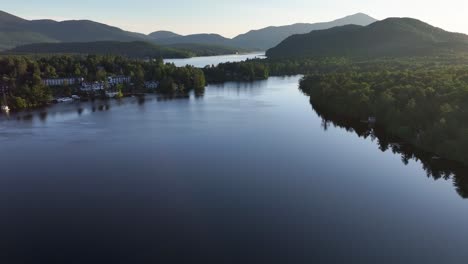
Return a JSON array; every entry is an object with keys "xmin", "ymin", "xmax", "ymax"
[
  {"xmin": 312, "ymin": 101, "xmax": 468, "ymax": 199},
  {"xmin": 299, "ymin": 62, "xmax": 468, "ymax": 165},
  {"xmin": 0, "ymin": 55, "xmax": 206, "ymax": 110},
  {"xmin": 203, "ymin": 54, "xmax": 468, "ymax": 165}
]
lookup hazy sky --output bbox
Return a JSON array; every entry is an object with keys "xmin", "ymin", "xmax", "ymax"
[{"xmin": 3, "ymin": 0, "xmax": 468, "ymax": 37}]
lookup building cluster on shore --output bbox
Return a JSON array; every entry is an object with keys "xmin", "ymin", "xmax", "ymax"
[
  {"xmin": 42, "ymin": 77, "xmax": 84, "ymax": 87},
  {"xmin": 41, "ymin": 76, "xmax": 160, "ymax": 101},
  {"xmin": 42, "ymin": 75, "xmax": 134, "ymax": 90}
]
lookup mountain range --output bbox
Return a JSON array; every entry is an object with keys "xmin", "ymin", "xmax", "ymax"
[
  {"xmin": 0, "ymin": 10, "xmax": 148, "ymax": 50},
  {"xmin": 266, "ymin": 17, "xmax": 468, "ymax": 58},
  {"xmin": 0, "ymin": 10, "xmax": 377, "ymax": 51},
  {"xmin": 229, "ymin": 13, "xmax": 377, "ymax": 50}
]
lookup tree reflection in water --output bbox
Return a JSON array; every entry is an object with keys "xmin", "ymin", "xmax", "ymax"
[{"xmin": 311, "ymin": 100, "xmax": 468, "ymax": 199}]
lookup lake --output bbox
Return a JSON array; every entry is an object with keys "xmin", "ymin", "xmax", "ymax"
[
  {"xmin": 1, "ymin": 60, "xmax": 468, "ymax": 263},
  {"xmin": 164, "ymin": 52, "xmax": 265, "ymax": 67}
]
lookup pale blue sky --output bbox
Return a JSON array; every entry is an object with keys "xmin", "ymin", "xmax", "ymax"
[{"xmin": 3, "ymin": 0, "xmax": 467, "ymax": 37}]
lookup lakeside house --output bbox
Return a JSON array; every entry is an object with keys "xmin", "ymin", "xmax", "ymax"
[
  {"xmin": 44, "ymin": 75, "xmax": 161, "ymax": 97},
  {"xmin": 108, "ymin": 76, "xmax": 131, "ymax": 86},
  {"xmin": 81, "ymin": 82, "xmax": 105, "ymax": 92},
  {"xmin": 145, "ymin": 81, "xmax": 159, "ymax": 90},
  {"xmin": 43, "ymin": 76, "xmax": 131, "ymax": 88},
  {"xmin": 42, "ymin": 77, "xmax": 84, "ymax": 87}
]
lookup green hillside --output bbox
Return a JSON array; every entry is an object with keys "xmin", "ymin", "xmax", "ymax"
[
  {"xmin": 0, "ymin": 31, "xmax": 57, "ymax": 50},
  {"xmin": 6, "ymin": 41, "xmax": 193, "ymax": 58},
  {"xmin": 231, "ymin": 13, "xmax": 377, "ymax": 50},
  {"xmin": 266, "ymin": 18, "xmax": 468, "ymax": 58},
  {"xmin": 166, "ymin": 43, "xmax": 244, "ymax": 56},
  {"xmin": 148, "ymin": 31, "xmax": 182, "ymax": 40},
  {"xmin": 0, "ymin": 10, "xmax": 148, "ymax": 50}
]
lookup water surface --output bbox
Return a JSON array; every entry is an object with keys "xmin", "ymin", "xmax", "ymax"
[
  {"xmin": 1, "ymin": 75, "xmax": 468, "ymax": 263},
  {"xmin": 164, "ymin": 52, "xmax": 265, "ymax": 67}
]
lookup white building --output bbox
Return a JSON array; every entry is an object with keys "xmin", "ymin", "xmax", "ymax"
[
  {"xmin": 42, "ymin": 77, "xmax": 84, "ymax": 87},
  {"xmin": 145, "ymin": 81, "xmax": 159, "ymax": 90},
  {"xmin": 108, "ymin": 76, "xmax": 131, "ymax": 85},
  {"xmin": 81, "ymin": 82, "xmax": 105, "ymax": 92}
]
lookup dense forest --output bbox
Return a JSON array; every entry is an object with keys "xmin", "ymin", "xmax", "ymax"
[
  {"xmin": 312, "ymin": 102, "xmax": 468, "ymax": 198},
  {"xmin": 0, "ymin": 55, "xmax": 205, "ymax": 110},
  {"xmin": 6, "ymin": 42, "xmax": 193, "ymax": 59},
  {"xmin": 266, "ymin": 18, "xmax": 468, "ymax": 58},
  {"xmin": 3, "ymin": 49, "xmax": 468, "ymax": 167},
  {"xmin": 6, "ymin": 41, "xmax": 245, "ymax": 59},
  {"xmin": 299, "ymin": 63, "xmax": 468, "ymax": 165},
  {"xmin": 204, "ymin": 57, "xmax": 364, "ymax": 82},
  {"xmin": 203, "ymin": 54, "xmax": 468, "ymax": 166},
  {"xmin": 165, "ymin": 43, "xmax": 244, "ymax": 57}
]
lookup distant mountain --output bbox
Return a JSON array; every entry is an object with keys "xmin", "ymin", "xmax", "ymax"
[
  {"xmin": 148, "ymin": 31, "xmax": 182, "ymax": 40},
  {"xmin": 0, "ymin": 10, "xmax": 27, "ymax": 26},
  {"xmin": 0, "ymin": 10, "xmax": 243, "ymax": 54},
  {"xmin": 266, "ymin": 18, "xmax": 468, "ymax": 58},
  {"xmin": 0, "ymin": 9, "xmax": 382, "ymax": 55},
  {"xmin": 0, "ymin": 10, "xmax": 57, "ymax": 50},
  {"xmin": 231, "ymin": 13, "xmax": 377, "ymax": 50},
  {"xmin": 0, "ymin": 10, "xmax": 149, "ymax": 50},
  {"xmin": 148, "ymin": 13, "xmax": 377, "ymax": 50},
  {"xmin": 153, "ymin": 33, "xmax": 232, "ymax": 47},
  {"xmin": 26, "ymin": 20, "xmax": 148, "ymax": 43},
  {"xmin": 7, "ymin": 41, "xmax": 193, "ymax": 58}
]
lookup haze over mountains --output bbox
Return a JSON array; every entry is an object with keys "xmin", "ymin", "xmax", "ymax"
[
  {"xmin": 0, "ymin": 10, "xmax": 377, "ymax": 51},
  {"xmin": 266, "ymin": 17, "xmax": 468, "ymax": 58},
  {"xmin": 148, "ymin": 31, "xmax": 182, "ymax": 40},
  {"xmin": 3, "ymin": 9, "xmax": 467, "ymax": 60},
  {"xmin": 148, "ymin": 13, "xmax": 377, "ymax": 50},
  {"xmin": 230, "ymin": 13, "xmax": 377, "ymax": 50}
]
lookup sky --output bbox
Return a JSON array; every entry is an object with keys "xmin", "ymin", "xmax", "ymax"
[{"xmin": 2, "ymin": 0, "xmax": 468, "ymax": 37}]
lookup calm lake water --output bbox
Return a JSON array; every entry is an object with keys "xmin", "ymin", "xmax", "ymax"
[
  {"xmin": 164, "ymin": 52, "xmax": 265, "ymax": 67},
  {"xmin": 1, "ymin": 70, "xmax": 468, "ymax": 262}
]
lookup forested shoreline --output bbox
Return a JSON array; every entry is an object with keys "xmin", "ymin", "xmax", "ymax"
[
  {"xmin": 311, "ymin": 102, "xmax": 468, "ymax": 198},
  {"xmin": 203, "ymin": 54, "xmax": 468, "ymax": 165},
  {"xmin": 299, "ymin": 62, "xmax": 468, "ymax": 165},
  {"xmin": 3, "ymin": 52, "xmax": 468, "ymax": 166},
  {"xmin": 0, "ymin": 55, "xmax": 205, "ymax": 110}
]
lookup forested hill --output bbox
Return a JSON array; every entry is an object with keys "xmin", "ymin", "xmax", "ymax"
[
  {"xmin": 0, "ymin": 11, "xmax": 148, "ymax": 50},
  {"xmin": 0, "ymin": 9, "xmax": 379, "ymax": 52},
  {"xmin": 6, "ymin": 41, "xmax": 245, "ymax": 58},
  {"xmin": 6, "ymin": 41, "xmax": 193, "ymax": 59},
  {"xmin": 231, "ymin": 13, "xmax": 377, "ymax": 50},
  {"xmin": 0, "ymin": 10, "xmax": 244, "ymax": 54},
  {"xmin": 152, "ymin": 33, "xmax": 232, "ymax": 47},
  {"xmin": 150, "ymin": 13, "xmax": 377, "ymax": 50},
  {"xmin": 266, "ymin": 18, "xmax": 468, "ymax": 58},
  {"xmin": 148, "ymin": 31, "xmax": 182, "ymax": 40}
]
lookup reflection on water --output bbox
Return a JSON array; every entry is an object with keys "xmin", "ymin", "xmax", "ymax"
[
  {"xmin": 77, "ymin": 108, "xmax": 84, "ymax": 115},
  {"xmin": 1, "ymin": 76, "xmax": 468, "ymax": 263},
  {"xmin": 311, "ymin": 101, "xmax": 468, "ymax": 198},
  {"xmin": 0, "ymin": 94, "xmax": 194, "ymax": 124},
  {"xmin": 39, "ymin": 112, "xmax": 48, "ymax": 122}
]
